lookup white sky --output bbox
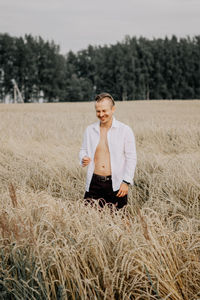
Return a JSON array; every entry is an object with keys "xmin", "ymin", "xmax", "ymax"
[{"xmin": 0, "ymin": 0, "xmax": 200, "ymax": 54}]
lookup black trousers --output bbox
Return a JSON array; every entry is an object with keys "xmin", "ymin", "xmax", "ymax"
[{"xmin": 84, "ymin": 174, "xmax": 127, "ymax": 209}]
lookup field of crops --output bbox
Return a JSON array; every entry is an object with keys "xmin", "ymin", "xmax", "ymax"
[{"xmin": 0, "ymin": 100, "xmax": 200, "ymax": 299}]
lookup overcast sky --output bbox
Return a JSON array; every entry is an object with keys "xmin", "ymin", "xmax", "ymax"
[{"xmin": 0, "ymin": 0, "xmax": 200, "ymax": 54}]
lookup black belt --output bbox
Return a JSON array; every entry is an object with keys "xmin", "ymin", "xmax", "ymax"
[{"xmin": 93, "ymin": 173, "xmax": 112, "ymax": 182}]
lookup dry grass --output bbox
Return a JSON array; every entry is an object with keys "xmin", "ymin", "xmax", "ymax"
[{"xmin": 0, "ymin": 100, "xmax": 200, "ymax": 299}]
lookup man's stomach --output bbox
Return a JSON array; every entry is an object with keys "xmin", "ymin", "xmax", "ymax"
[{"xmin": 94, "ymin": 160, "xmax": 111, "ymax": 176}]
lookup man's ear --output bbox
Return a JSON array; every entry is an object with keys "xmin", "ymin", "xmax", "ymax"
[{"xmin": 112, "ymin": 105, "xmax": 115, "ymax": 113}]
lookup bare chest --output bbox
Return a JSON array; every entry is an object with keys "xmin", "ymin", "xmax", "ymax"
[
  {"xmin": 94, "ymin": 128, "xmax": 111, "ymax": 174},
  {"xmin": 96, "ymin": 130, "xmax": 109, "ymax": 151}
]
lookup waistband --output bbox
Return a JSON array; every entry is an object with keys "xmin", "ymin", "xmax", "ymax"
[{"xmin": 93, "ymin": 173, "xmax": 112, "ymax": 182}]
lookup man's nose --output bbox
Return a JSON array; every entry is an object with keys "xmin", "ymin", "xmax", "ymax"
[{"xmin": 99, "ymin": 112, "xmax": 104, "ymax": 117}]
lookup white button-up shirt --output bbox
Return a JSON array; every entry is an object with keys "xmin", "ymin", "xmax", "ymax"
[{"xmin": 79, "ymin": 117, "xmax": 137, "ymax": 192}]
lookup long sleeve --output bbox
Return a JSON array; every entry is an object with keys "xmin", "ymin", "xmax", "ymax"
[
  {"xmin": 123, "ymin": 127, "xmax": 137, "ymax": 184},
  {"xmin": 79, "ymin": 128, "xmax": 88, "ymax": 166}
]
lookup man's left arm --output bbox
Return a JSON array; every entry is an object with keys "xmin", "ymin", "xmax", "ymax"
[
  {"xmin": 123, "ymin": 126, "xmax": 137, "ymax": 184},
  {"xmin": 117, "ymin": 127, "xmax": 137, "ymax": 197}
]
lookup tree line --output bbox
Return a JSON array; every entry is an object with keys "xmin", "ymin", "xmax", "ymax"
[{"xmin": 0, "ymin": 33, "xmax": 200, "ymax": 102}]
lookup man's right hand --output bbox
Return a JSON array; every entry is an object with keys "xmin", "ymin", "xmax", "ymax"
[{"xmin": 82, "ymin": 156, "xmax": 91, "ymax": 167}]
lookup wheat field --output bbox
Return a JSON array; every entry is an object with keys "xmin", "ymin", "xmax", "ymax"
[{"xmin": 0, "ymin": 100, "xmax": 200, "ymax": 300}]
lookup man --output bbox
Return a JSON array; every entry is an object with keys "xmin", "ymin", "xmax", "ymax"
[{"xmin": 79, "ymin": 93, "xmax": 137, "ymax": 209}]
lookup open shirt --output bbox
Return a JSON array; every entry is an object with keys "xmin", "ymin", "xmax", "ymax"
[{"xmin": 79, "ymin": 117, "xmax": 137, "ymax": 192}]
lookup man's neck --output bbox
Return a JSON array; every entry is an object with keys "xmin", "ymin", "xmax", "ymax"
[{"xmin": 100, "ymin": 117, "xmax": 113, "ymax": 129}]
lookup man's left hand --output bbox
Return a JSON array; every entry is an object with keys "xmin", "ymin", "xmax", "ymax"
[{"xmin": 116, "ymin": 182, "xmax": 129, "ymax": 197}]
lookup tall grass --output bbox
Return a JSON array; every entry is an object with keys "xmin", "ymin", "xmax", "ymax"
[{"xmin": 0, "ymin": 101, "xmax": 200, "ymax": 299}]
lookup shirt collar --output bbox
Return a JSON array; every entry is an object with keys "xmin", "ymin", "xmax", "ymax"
[{"xmin": 111, "ymin": 117, "xmax": 118, "ymax": 128}]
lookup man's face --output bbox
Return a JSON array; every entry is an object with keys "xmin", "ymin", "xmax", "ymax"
[{"xmin": 95, "ymin": 98, "xmax": 115, "ymax": 124}]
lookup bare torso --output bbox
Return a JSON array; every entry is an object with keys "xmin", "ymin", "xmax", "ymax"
[{"xmin": 94, "ymin": 127, "xmax": 111, "ymax": 176}]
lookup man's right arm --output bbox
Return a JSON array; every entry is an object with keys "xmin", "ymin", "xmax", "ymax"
[{"xmin": 79, "ymin": 128, "xmax": 91, "ymax": 167}]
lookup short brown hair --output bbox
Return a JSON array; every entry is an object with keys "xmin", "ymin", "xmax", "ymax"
[{"xmin": 95, "ymin": 93, "xmax": 115, "ymax": 107}]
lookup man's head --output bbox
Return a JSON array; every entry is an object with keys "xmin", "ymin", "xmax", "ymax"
[
  {"xmin": 95, "ymin": 93, "xmax": 115, "ymax": 107},
  {"xmin": 95, "ymin": 93, "xmax": 115, "ymax": 125}
]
